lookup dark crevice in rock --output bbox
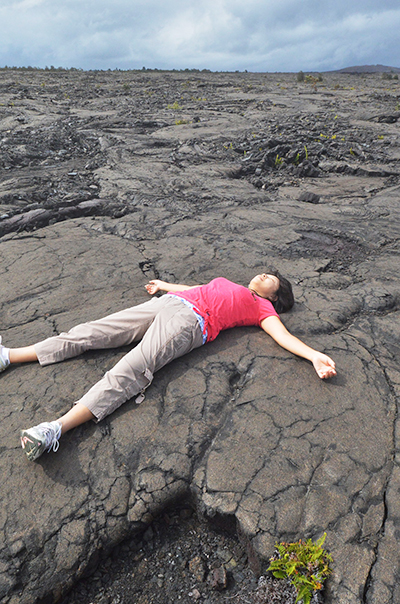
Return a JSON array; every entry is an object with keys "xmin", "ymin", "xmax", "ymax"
[
  {"xmin": 138, "ymin": 260, "xmax": 158, "ymax": 278},
  {"xmin": 57, "ymin": 500, "xmax": 265, "ymax": 604},
  {"xmin": 362, "ymin": 490, "xmax": 390, "ymax": 604},
  {"xmin": 0, "ymin": 199, "xmax": 135, "ymax": 238}
]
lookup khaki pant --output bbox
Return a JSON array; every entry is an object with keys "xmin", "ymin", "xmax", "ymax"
[{"xmin": 34, "ymin": 296, "xmax": 203, "ymax": 421}]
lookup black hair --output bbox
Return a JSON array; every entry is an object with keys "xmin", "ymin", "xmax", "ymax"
[{"xmin": 268, "ymin": 269, "xmax": 294, "ymax": 314}]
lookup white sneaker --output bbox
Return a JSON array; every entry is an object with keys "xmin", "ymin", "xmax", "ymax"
[
  {"xmin": 20, "ymin": 421, "xmax": 62, "ymax": 461},
  {"xmin": 0, "ymin": 336, "xmax": 10, "ymax": 373}
]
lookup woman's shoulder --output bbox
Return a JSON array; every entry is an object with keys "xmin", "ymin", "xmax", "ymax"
[
  {"xmin": 256, "ymin": 296, "xmax": 279, "ymax": 317},
  {"xmin": 209, "ymin": 277, "xmax": 243, "ymax": 287}
]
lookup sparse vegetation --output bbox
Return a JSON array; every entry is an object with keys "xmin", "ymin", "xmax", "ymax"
[
  {"xmin": 304, "ymin": 75, "xmax": 319, "ymax": 87},
  {"xmin": 382, "ymin": 72, "xmax": 399, "ymax": 81}
]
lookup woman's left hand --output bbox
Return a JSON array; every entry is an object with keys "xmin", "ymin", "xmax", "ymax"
[{"xmin": 312, "ymin": 352, "xmax": 337, "ymax": 379}]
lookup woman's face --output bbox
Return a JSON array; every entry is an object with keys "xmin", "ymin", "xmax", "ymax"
[{"xmin": 248, "ymin": 273, "xmax": 280, "ymax": 300}]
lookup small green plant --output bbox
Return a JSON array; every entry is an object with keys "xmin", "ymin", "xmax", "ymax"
[
  {"xmin": 175, "ymin": 119, "xmax": 189, "ymax": 125},
  {"xmin": 122, "ymin": 83, "xmax": 130, "ymax": 92},
  {"xmin": 275, "ymin": 154, "xmax": 284, "ymax": 167},
  {"xmin": 167, "ymin": 101, "xmax": 182, "ymax": 110},
  {"xmin": 304, "ymin": 145, "xmax": 308, "ymax": 160},
  {"xmin": 304, "ymin": 74, "xmax": 319, "ymax": 87},
  {"xmin": 268, "ymin": 533, "xmax": 333, "ymax": 604}
]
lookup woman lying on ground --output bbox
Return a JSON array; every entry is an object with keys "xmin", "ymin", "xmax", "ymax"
[{"xmin": 0, "ymin": 272, "xmax": 336, "ymax": 461}]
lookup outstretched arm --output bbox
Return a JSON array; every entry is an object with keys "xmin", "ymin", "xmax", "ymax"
[
  {"xmin": 145, "ymin": 279, "xmax": 201, "ymax": 295},
  {"xmin": 260, "ymin": 316, "xmax": 336, "ymax": 379}
]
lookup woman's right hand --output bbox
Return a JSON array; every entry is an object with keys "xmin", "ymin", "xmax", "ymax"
[
  {"xmin": 145, "ymin": 280, "xmax": 164, "ymax": 295},
  {"xmin": 311, "ymin": 352, "xmax": 337, "ymax": 379}
]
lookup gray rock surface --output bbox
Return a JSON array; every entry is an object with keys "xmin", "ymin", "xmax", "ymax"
[{"xmin": 0, "ymin": 69, "xmax": 399, "ymax": 603}]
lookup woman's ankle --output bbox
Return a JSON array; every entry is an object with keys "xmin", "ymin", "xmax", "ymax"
[{"xmin": 9, "ymin": 346, "xmax": 38, "ymax": 364}]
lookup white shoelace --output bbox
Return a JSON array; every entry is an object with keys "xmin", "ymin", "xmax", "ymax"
[{"xmin": 42, "ymin": 422, "xmax": 62, "ymax": 452}]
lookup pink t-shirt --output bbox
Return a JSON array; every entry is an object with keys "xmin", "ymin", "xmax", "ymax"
[{"xmin": 171, "ymin": 277, "xmax": 279, "ymax": 342}]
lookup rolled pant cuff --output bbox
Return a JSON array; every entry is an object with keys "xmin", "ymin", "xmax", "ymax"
[{"xmin": 75, "ymin": 368, "xmax": 154, "ymax": 422}]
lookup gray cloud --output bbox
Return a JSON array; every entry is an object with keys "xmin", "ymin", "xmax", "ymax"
[{"xmin": 0, "ymin": 0, "xmax": 399, "ymax": 71}]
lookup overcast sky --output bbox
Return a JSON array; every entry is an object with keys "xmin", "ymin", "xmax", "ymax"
[{"xmin": 1, "ymin": 0, "xmax": 399, "ymax": 72}]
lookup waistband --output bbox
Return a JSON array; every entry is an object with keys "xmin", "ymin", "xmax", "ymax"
[{"xmin": 165, "ymin": 294, "xmax": 208, "ymax": 344}]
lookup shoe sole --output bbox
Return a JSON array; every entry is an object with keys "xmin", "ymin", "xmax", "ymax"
[{"xmin": 20, "ymin": 430, "xmax": 44, "ymax": 461}]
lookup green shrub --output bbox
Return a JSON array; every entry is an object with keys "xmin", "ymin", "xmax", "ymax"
[{"xmin": 267, "ymin": 533, "xmax": 333, "ymax": 604}]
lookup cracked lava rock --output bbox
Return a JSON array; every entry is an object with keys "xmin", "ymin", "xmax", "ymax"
[{"xmin": 1, "ymin": 68, "xmax": 400, "ymax": 604}]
